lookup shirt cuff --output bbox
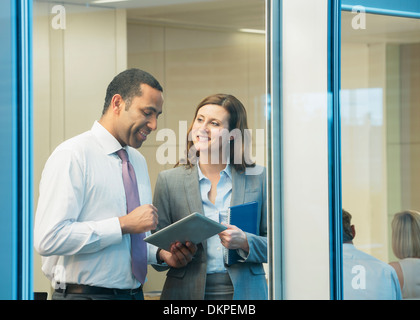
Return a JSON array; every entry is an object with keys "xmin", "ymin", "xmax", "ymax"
[
  {"xmin": 147, "ymin": 242, "xmax": 159, "ymax": 264},
  {"xmin": 93, "ymin": 217, "xmax": 122, "ymax": 248}
]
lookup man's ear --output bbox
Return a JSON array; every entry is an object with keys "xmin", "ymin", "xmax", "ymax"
[
  {"xmin": 351, "ymin": 225, "xmax": 356, "ymax": 239},
  {"xmin": 110, "ymin": 94, "xmax": 124, "ymax": 115}
]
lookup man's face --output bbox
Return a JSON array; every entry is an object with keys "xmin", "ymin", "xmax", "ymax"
[{"xmin": 114, "ymin": 84, "xmax": 163, "ymax": 148}]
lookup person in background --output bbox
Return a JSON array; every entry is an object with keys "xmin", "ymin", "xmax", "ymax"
[
  {"xmin": 153, "ymin": 93, "xmax": 267, "ymax": 300},
  {"xmin": 34, "ymin": 68, "xmax": 196, "ymax": 300},
  {"xmin": 342, "ymin": 209, "xmax": 401, "ymax": 300},
  {"xmin": 389, "ymin": 210, "xmax": 420, "ymax": 300}
]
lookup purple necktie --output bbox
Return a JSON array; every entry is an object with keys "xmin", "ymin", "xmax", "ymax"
[{"xmin": 117, "ymin": 149, "xmax": 147, "ymax": 284}]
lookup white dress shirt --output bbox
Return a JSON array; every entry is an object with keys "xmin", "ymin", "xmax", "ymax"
[
  {"xmin": 343, "ymin": 243, "xmax": 402, "ymax": 300},
  {"xmin": 197, "ymin": 163, "xmax": 232, "ymax": 274},
  {"xmin": 34, "ymin": 121, "xmax": 157, "ymax": 290}
]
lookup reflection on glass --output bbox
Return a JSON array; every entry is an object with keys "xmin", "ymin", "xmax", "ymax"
[
  {"xmin": 33, "ymin": 0, "xmax": 267, "ymax": 300},
  {"xmin": 341, "ymin": 11, "xmax": 420, "ymax": 300}
]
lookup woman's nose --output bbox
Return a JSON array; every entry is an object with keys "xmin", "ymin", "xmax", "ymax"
[{"xmin": 196, "ymin": 122, "xmax": 209, "ymax": 132}]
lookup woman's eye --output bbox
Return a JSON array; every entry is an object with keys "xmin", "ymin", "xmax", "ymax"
[{"xmin": 211, "ymin": 121, "xmax": 219, "ymax": 126}]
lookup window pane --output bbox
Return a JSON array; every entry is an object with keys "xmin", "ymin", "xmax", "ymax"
[
  {"xmin": 341, "ymin": 10, "xmax": 420, "ymax": 300},
  {"xmin": 33, "ymin": 0, "xmax": 268, "ymax": 300}
]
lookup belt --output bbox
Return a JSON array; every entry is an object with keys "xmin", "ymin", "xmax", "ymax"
[{"xmin": 55, "ymin": 284, "xmax": 142, "ymax": 296}]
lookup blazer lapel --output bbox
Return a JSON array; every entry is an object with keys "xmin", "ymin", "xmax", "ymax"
[
  {"xmin": 230, "ymin": 167, "xmax": 245, "ymax": 206},
  {"xmin": 183, "ymin": 165, "xmax": 207, "ymax": 252},
  {"xmin": 184, "ymin": 165, "xmax": 205, "ymax": 215}
]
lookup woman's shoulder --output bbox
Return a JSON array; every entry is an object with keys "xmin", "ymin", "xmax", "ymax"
[{"xmin": 158, "ymin": 164, "xmax": 197, "ymax": 179}]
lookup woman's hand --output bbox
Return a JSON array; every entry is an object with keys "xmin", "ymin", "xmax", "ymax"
[{"xmin": 218, "ymin": 224, "xmax": 249, "ymax": 253}]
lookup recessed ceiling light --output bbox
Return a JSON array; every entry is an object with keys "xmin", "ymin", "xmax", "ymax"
[
  {"xmin": 91, "ymin": 0, "xmax": 130, "ymax": 4},
  {"xmin": 239, "ymin": 28, "xmax": 265, "ymax": 34}
]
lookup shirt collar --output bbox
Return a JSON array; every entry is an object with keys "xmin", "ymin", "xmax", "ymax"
[
  {"xmin": 197, "ymin": 163, "xmax": 232, "ymax": 181},
  {"xmin": 91, "ymin": 120, "xmax": 123, "ymax": 155}
]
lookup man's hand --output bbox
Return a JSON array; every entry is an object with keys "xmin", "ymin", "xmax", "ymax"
[
  {"xmin": 159, "ymin": 241, "xmax": 197, "ymax": 268},
  {"xmin": 119, "ymin": 204, "xmax": 158, "ymax": 234}
]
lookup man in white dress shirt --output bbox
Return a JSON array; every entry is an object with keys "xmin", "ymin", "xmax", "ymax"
[
  {"xmin": 34, "ymin": 69, "xmax": 196, "ymax": 300},
  {"xmin": 342, "ymin": 209, "xmax": 402, "ymax": 300}
]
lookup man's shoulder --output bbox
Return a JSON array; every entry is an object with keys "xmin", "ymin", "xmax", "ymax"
[
  {"xmin": 56, "ymin": 130, "xmax": 93, "ymax": 150},
  {"xmin": 345, "ymin": 245, "xmax": 395, "ymax": 273},
  {"xmin": 48, "ymin": 131, "xmax": 96, "ymax": 163}
]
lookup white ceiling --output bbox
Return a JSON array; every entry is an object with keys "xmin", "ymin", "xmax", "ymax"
[
  {"xmin": 41, "ymin": 0, "xmax": 266, "ymax": 31},
  {"xmin": 126, "ymin": 0, "xmax": 266, "ymax": 31},
  {"xmin": 38, "ymin": 1, "xmax": 420, "ymax": 42}
]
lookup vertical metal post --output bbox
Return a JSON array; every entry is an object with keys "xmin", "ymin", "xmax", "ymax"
[
  {"xmin": 16, "ymin": 0, "xmax": 34, "ymax": 300},
  {"xmin": 0, "ymin": 0, "xmax": 33, "ymax": 300},
  {"xmin": 328, "ymin": 0, "xmax": 343, "ymax": 300},
  {"xmin": 267, "ymin": 0, "xmax": 283, "ymax": 300}
]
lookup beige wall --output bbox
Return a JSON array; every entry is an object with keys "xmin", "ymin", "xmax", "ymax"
[
  {"xmin": 387, "ymin": 42, "xmax": 420, "ymax": 261},
  {"xmin": 400, "ymin": 43, "xmax": 420, "ymax": 210},
  {"xmin": 127, "ymin": 22, "xmax": 266, "ymax": 193},
  {"xmin": 341, "ymin": 41, "xmax": 389, "ymax": 261},
  {"xmin": 342, "ymin": 39, "xmax": 420, "ymax": 262}
]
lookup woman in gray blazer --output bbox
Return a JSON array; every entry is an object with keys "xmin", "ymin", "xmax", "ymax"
[{"xmin": 153, "ymin": 94, "xmax": 267, "ymax": 300}]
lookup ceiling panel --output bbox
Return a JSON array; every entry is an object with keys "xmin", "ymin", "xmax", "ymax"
[{"xmin": 37, "ymin": 0, "xmax": 265, "ymax": 30}]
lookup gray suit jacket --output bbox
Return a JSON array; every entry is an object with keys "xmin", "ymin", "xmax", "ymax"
[{"xmin": 152, "ymin": 164, "xmax": 268, "ymax": 300}]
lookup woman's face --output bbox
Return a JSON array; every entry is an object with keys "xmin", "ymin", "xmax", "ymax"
[{"xmin": 191, "ymin": 104, "xmax": 231, "ymax": 160}]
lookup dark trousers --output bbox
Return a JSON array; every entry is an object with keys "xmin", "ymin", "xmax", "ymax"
[{"xmin": 204, "ymin": 272, "xmax": 234, "ymax": 300}]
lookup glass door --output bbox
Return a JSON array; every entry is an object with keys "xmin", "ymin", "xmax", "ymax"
[
  {"xmin": 341, "ymin": 6, "xmax": 420, "ymax": 299},
  {"xmin": 32, "ymin": 0, "xmax": 269, "ymax": 300}
]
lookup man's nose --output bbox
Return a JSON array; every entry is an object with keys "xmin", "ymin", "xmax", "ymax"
[{"xmin": 148, "ymin": 115, "xmax": 158, "ymax": 131}]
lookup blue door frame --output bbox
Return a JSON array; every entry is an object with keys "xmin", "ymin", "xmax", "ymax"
[
  {"xmin": 342, "ymin": 0, "xmax": 420, "ymax": 19},
  {"xmin": 328, "ymin": 0, "xmax": 343, "ymax": 301},
  {"xmin": 0, "ymin": 0, "xmax": 33, "ymax": 300}
]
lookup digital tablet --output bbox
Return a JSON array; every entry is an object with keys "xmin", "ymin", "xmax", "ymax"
[{"xmin": 144, "ymin": 212, "xmax": 227, "ymax": 251}]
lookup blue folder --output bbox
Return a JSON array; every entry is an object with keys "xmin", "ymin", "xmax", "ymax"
[{"xmin": 224, "ymin": 201, "xmax": 258, "ymax": 266}]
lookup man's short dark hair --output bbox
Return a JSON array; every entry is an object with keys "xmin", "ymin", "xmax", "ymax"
[{"xmin": 102, "ymin": 68, "xmax": 163, "ymax": 115}]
